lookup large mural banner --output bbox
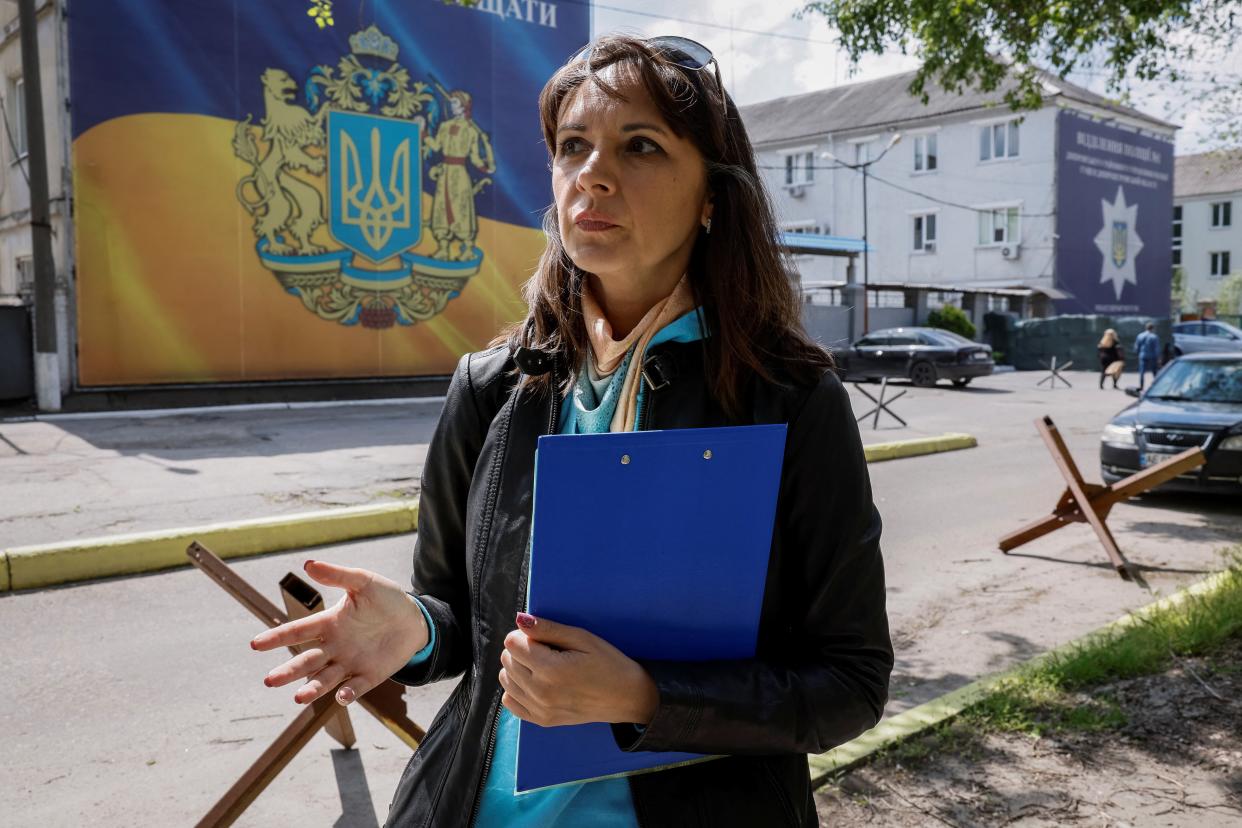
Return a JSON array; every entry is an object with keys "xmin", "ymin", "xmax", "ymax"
[
  {"xmin": 1054, "ymin": 109, "xmax": 1174, "ymax": 316},
  {"xmin": 70, "ymin": 0, "xmax": 589, "ymax": 385}
]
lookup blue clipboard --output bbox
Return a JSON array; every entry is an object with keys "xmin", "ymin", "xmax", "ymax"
[{"xmin": 516, "ymin": 423, "xmax": 788, "ymax": 793}]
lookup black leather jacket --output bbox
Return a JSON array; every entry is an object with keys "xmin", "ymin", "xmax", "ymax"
[{"xmin": 383, "ymin": 339, "xmax": 892, "ymax": 828}]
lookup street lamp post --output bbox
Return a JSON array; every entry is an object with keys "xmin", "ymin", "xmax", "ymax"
[{"xmin": 822, "ymin": 133, "xmax": 901, "ymax": 336}]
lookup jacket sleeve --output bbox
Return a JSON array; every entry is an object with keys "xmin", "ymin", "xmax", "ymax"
[
  {"xmin": 611, "ymin": 371, "xmax": 893, "ymax": 755},
  {"xmin": 389, "ymin": 352, "xmax": 490, "ymax": 687}
]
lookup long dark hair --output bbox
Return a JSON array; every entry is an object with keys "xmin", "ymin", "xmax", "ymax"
[{"xmin": 493, "ymin": 34, "xmax": 832, "ymax": 419}]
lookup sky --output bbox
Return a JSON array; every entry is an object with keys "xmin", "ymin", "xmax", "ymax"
[{"xmin": 589, "ymin": 0, "xmax": 1239, "ymax": 156}]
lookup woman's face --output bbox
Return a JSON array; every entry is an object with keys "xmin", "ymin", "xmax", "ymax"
[{"xmin": 552, "ymin": 64, "xmax": 711, "ymax": 285}]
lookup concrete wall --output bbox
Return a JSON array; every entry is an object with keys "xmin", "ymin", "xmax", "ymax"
[{"xmin": 802, "ymin": 303, "xmax": 914, "ymax": 349}]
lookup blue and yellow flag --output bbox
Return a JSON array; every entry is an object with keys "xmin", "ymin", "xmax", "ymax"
[{"xmin": 71, "ymin": 0, "xmax": 589, "ymax": 385}]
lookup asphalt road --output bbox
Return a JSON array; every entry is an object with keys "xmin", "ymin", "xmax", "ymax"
[{"xmin": 2, "ymin": 369, "xmax": 1239, "ymax": 826}]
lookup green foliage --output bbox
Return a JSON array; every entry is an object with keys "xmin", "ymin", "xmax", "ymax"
[
  {"xmin": 963, "ymin": 549, "xmax": 1242, "ymax": 736},
  {"xmin": 926, "ymin": 303, "xmax": 977, "ymax": 339},
  {"xmin": 1216, "ymin": 272, "xmax": 1242, "ymax": 316},
  {"xmin": 798, "ymin": 1, "xmax": 1242, "ymax": 130}
]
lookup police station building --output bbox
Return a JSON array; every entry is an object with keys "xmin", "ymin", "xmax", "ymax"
[{"xmin": 742, "ymin": 67, "xmax": 1177, "ymax": 339}]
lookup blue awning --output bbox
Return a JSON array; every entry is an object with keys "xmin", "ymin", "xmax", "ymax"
[{"xmin": 779, "ymin": 231, "xmax": 872, "ymax": 256}]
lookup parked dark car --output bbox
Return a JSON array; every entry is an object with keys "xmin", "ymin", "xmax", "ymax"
[
  {"xmin": 1099, "ymin": 353, "xmax": 1242, "ymax": 493},
  {"xmin": 832, "ymin": 327, "xmax": 994, "ymax": 387}
]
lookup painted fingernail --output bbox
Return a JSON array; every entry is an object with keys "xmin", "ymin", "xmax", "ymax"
[
  {"xmin": 304, "ymin": 559, "xmax": 315, "ymax": 571},
  {"xmin": 516, "ymin": 612, "xmax": 536, "ymax": 629},
  {"xmin": 338, "ymin": 687, "xmax": 355, "ymax": 704},
  {"xmin": 263, "ymin": 676, "xmax": 272, "ymax": 687}
]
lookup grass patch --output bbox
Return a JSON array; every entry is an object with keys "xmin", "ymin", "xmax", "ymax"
[{"xmin": 963, "ymin": 548, "xmax": 1242, "ymax": 737}]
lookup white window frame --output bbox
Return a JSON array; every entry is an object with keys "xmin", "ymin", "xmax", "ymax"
[
  {"xmin": 975, "ymin": 202, "xmax": 1022, "ymax": 247},
  {"xmin": 9, "ymin": 76, "xmax": 27, "ymax": 162},
  {"xmin": 1211, "ymin": 200, "xmax": 1232, "ymax": 229},
  {"xmin": 977, "ymin": 117, "xmax": 1021, "ymax": 163},
  {"xmin": 777, "ymin": 144, "xmax": 818, "ymax": 188},
  {"xmin": 912, "ymin": 131, "xmax": 939, "ymax": 174},
  {"xmin": 15, "ymin": 254, "xmax": 32, "ymax": 298},
  {"xmin": 1172, "ymin": 204, "xmax": 1182, "ymax": 267},
  {"xmin": 781, "ymin": 219, "xmax": 827, "ymax": 236},
  {"xmin": 1210, "ymin": 250, "xmax": 1231, "ymax": 278},
  {"xmin": 847, "ymin": 134, "xmax": 878, "ymax": 167},
  {"xmin": 909, "ymin": 209, "xmax": 938, "ymax": 253}
]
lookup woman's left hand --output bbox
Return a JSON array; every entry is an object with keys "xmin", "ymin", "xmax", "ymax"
[{"xmin": 499, "ymin": 612, "xmax": 659, "ymax": 728}]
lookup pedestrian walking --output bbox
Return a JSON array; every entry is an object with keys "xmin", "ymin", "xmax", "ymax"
[
  {"xmin": 1098, "ymin": 328, "xmax": 1124, "ymax": 389},
  {"xmin": 250, "ymin": 35, "xmax": 891, "ymax": 828},
  {"xmin": 1135, "ymin": 322, "xmax": 1161, "ymax": 390}
]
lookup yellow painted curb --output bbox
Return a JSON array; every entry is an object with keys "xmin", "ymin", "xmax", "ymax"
[
  {"xmin": 3, "ymin": 501, "xmax": 419, "ymax": 592},
  {"xmin": 863, "ymin": 433, "xmax": 977, "ymax": 463},
  {"xmin": 807, "ymin": 565, "xmax": 1239, "ymax": 785},
  {"xmin": 1, "ymin": 550, "xmax": 9, "ymax": 592}
]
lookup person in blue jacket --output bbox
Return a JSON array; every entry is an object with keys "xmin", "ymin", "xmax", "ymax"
[
  {"xmin": 1134, "ymin": 322, "xmax": 1161, "ymax": 390},
  {"xmin": 251, "ymin": 34, "xmax": 892, "ymax": 828}
]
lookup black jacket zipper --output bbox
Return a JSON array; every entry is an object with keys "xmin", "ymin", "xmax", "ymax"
[{"xmin": 467, "ymin": 355, "xmax": 561, "ymax": 828}]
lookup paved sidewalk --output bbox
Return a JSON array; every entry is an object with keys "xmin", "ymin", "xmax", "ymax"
[{"xmin": 1, "ymin": 400, "xmax": 442, "ymax": 548}]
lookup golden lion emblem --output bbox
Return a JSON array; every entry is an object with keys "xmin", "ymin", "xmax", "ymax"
[{"xmin": 233, "ymin": 68, "xmax": 327, "ymax": 255}]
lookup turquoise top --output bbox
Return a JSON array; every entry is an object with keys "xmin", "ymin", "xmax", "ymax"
[{"xmin": 409, "ymin": 307, "xmax": 708, "ymax": 826}]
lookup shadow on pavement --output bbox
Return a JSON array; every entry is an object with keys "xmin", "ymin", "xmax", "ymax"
[
  {"xmin": 331, "ymin": 748, "xmax": 381, "ymax": 828},
  {"xmin": 38, "ymin": 403, "xmax": 443, "ymax": 462},
  {"xmin": 1000, "ymin": 550, "xmax": 1214, "ymax": 579}
]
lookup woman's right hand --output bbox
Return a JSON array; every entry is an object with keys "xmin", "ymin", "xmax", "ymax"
[{"xmin": 250, "ymin": 559, "xmax": 429, "ymax": 707}]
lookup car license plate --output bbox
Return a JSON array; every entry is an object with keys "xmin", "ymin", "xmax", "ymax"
[
  {"xmin": 972, "ymin": 352, "xmax": 988, "ymax": 361},
  {"xmin": 1140, "ymin": 451, "xmax": 1174, "ymax": 468}
]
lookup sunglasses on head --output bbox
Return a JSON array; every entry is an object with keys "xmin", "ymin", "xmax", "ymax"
[{"xmin": 575, "ymin": 36, "xmax": 726, "ymax": 116}]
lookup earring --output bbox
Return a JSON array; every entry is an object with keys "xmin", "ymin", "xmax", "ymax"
[{"xmin": 704, "ymin": 217, "xmax": 712, "ymax": 235}]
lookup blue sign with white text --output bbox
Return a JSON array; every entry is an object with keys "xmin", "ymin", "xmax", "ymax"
[{"xmin": 1054, "ymin": 109, "xmax": 1174, "ymax": 316}]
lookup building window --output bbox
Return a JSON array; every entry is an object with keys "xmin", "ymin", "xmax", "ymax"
[
  {"xmin": 854, "ymin": 141, "xmax": 870, "ymax": 165},
  {"xmin": 979, "ymin": 118, "xmax": 1019, "ymax": 161},
  {"xmin": 977, "ymin": 206, "xmax": 1020, "ymax": 245},
  {"xmin": 15, "ymin": 255, "xmax": 32, "ymax": 296},
  {"xmin": 783, "ymin": 151, "xmax": 815, "ymax": 186},
  {"xmin": 866, "ymin": 290, "xmax": 905, "ymax": 308},
  {"xmin": 1172, "ymin": 204, "xmax": 1182, "ymax": 267},
  {"xmin": 782, "ymin": 221, "xmax": 826, "ymax": 236},
  {"xmin": 913, "ymin": 134, "xmax": 937, "ymax": 172},
  {"xmin": 1211, "ymin": 201, "xmax": 1232, "ymax": 228},
  {"xmin": 9, "ymin": 77, "xmax": 26, "ymax": 160},
  {"xmin": 1210, "ymin": 251, "xmax": 1231, "ymax": 278},
  {"xmin": 912, "ymin": 213, "xmax": 937, "ymax": 252}
]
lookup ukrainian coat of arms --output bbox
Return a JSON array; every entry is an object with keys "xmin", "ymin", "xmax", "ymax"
[{"xmin": 232, "ymin": 25, "xmax": 495, "ymax": 329}]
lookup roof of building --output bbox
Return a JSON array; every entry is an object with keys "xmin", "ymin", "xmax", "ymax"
[
  {"xmin": 740, "ymin": 65, "xmax": 1176, "ymax": 147},
  {"xmin": 1174, "ymin": 150, "xmax": 1242, "ymax": 198}
]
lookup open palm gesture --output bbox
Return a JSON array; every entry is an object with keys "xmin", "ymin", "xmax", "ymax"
[{"xmin": 250, "ymin": 559, "xmax": 429, "ymax": 706}]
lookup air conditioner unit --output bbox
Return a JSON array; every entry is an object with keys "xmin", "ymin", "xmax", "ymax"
[
  {"xmin": 1001, "ymin": 244, "xmax": 1021, "ymax": 260},
  {"xmin": 787, "ymin": 184, "xmax": 805, "ymax": 198}
]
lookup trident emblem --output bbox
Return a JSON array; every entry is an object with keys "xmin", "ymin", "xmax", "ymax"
[{"xmin": 328, "ymin": 110, "xmax": 423, "ymax": 263}]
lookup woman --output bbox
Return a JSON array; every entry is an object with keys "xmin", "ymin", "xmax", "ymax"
[
  {"xmin": 251, "ymin": 35, "xmax": 892, "ymax": 827},
  {"xmin": 1098, "ymin": 328, "xmax": 1124, "ymax": 389}
]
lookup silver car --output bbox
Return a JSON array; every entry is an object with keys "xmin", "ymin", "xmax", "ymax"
[{"xmin": 1172, "ymin": 320, "xmax": 1242, "ymax": 356}]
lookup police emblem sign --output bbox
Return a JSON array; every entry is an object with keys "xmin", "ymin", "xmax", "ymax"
[{"xmin": 70, "ymin": 1, "xmax": 587, "ymax": 385}]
